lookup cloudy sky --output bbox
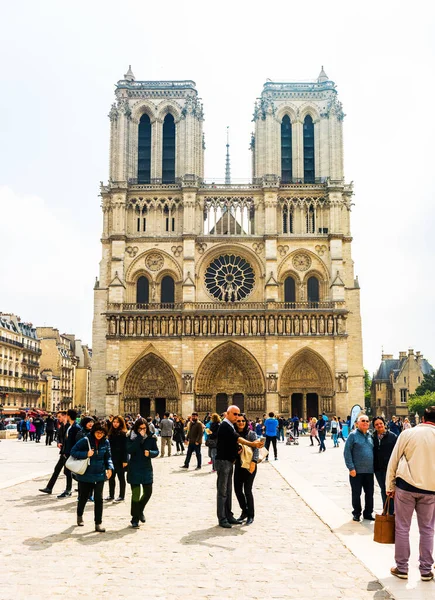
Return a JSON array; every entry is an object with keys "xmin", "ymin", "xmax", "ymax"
[{"xmin": 0, "ymin": 0, "xmax": 434, "ymax": 375}]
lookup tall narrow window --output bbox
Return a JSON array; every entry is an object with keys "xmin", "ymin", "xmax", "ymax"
[
  {"xmin": 284, "ymin": 276, "xmax": 296, "ymax": 304},
  {"xmin": 306, "ymin": 205, "xmax": 315, "ymax": 233},
  {"xmin": 303, "ymin": 115, "xmax": 315, "ymax": 183},
  {"xmin": 161, "ymin": 275, "xmax": 175, "ymax": 304},
  {"xmin": 162, "ymin": 114, "xmax": 175, "ymax": 183},
  {"xmin": 307, "ymin": 276, "xmax": 320, "ymax": 304},
  {"xmin": 138, "ymin": 114, "xmax": 151, "ymax": 183},
  {"xmin": 281, "ymin": 115, "xmax": 292, "ymax": 183},
  {"xmin": 283, "ymin": 205, "xmax": 293, "ymax": 233},
  {"xmin": 137, "ymin": 276, "xmax": 149, "ymax": 304}
]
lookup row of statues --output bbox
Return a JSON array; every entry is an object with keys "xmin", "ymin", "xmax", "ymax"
[{"xmin": 108, "ymin": 313, "xmax": 347, "ymax": 337}]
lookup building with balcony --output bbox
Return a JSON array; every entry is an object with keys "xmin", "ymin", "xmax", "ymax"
[
  {"xmin": 371, "ymin": 349, "xmax": 433, "ymax": 420},
  {"xmin": 0, "ymin": 313, "xmax": 41, "ymax": 411},
  {"xmin": 91, "ymin": 67, "xmax": 363, "ymax": 419}
]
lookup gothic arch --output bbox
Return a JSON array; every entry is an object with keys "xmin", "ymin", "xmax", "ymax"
[
  {"xmin": 131, "ymin": 100, "xmax": 158, "ymax": 124},
  {"xmin": 195, "ymin": 341, "xmax": 265, "ymax": 396},
  {"xmin": 275, "ymin": 104, "xmax": 298, "ymax": 123},
  {"xmin": 122, "ymin": 350, "xmax": 180, "ymax": 403},
  {"xmin": 125, "ymin": 249, "xmax": 183, "ymax": 282},
  {"xmin": 156, "ymin": 100, "xmax": 182, "ymax": 122},
  {"xmin": 277, "ymin": 249, "xmax": 328, "ymax": 281},
  {"xmin": 298, "ymin": 103, "xmax": 321, "ymax": 123},
  {"xmin": 281, "ymin": 348, "xmax": 334, "ymax": 397}
]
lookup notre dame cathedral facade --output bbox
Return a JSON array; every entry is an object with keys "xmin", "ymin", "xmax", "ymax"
[{"xmin": 91, "ymin": 66, "xmax": 364, "ymax": 420}]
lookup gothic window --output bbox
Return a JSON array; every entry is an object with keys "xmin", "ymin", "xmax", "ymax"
[
  {"xmin": 136, "ymin": 206, "xmax": 147, "ymax": 232},
  {"xmin": 400, "ymin": 389, "xmax": 407, "ymax": 403},
  {"xmin": 205, "ymin": 254, "xmax": 255, "ymax": 302},
  {"xmin": 281, "ymin": 115, "xmax": 292, "ymax": 183},
  {"xmin": 284, "ymin": 276, "xmax": 296, "ymax": 304},
  {"xmin": 138, "ymin": 114, "xmax": 151, "ymax": 184},
  {"xmin": 283, "ymin": 205, "xmax": 293, "ymax": 234},
  {"xmin": 161, "ymin": 275, "xmax": 175, "ymax": 304},
  {"xmin": 307, "ymin": 276, "xmax": 320, "ymax": 304},
  {"xmin": 306, "ymin": 205, "xmax": 315, "ymax": 233},
  {"xmin": 162, "ymin": 114, "xmax": 176, "ymax": 183},
  {"xmin": 303, "ymin": 115, "xmax": 315, "ymax": 183},
  {"xmin": 137, "ymin": 276, "xmax": 149, "ymax": 304},
  {"xmin": 164, "ymin": 205, "xmax": 175, "ymax": 232}
]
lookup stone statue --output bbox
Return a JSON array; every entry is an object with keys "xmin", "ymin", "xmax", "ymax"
[
  {"xmin": 268, "ymin": 373, "xmax": 278, "ymax": 392},
  {"xmin": 128, "ymin": 318, "xmax": 134, "ymax": 335},
  {"xmin": 109, "ymin": 318, "xmax": 116, "ymax": 335},
  {"xmin": 277, "ymin": 315, "xmax": 283, "ymax": 334},
  {"xmin": 152, "ymin": 318, "xmax": 159, "ymax": 336},
  {"xmin": 120, "ymin": 319, "xmax": 126, "ymax": 335},
  {"xmin": 294, "ymin": 316, "xmax": 300, "ymax": 335},
  {"xmin": 327, "ymin": 316, "xmax": 334, "ymax": 334},
  {"xmin": 183, "ymin": 374, "xmax": 193, "ymax": 393},
  {"xmin": 185, "ymin": 317, "xmax": 192, "ymax": 335},
  {"xmin": 235, "ymin": 316, "xmax": 242, "ymax": 335},
  {"xmin": 144, "ymin": 318, "xmax": 150, "ymax": 336},
  {"xmin": 302, "ymin": 316, "xmax": 309, "ymax": 334},
  {"xmin": 310, "ymin": 316, "xmax": 317, "ymax": 334},
  {"xmin": 176, "ymin": 317, "xmax": 182, "ymax": 336},
  {"xmin": 268, "ymin": 316, "xmax": 275, "ymax": 334},
  {"xmin": 319, "ymin": 316, "xmax": 325, "ymax": 335},
  {"xmin": 107, "ymin": 376, "xmax": 117, "ymax": 395},
  {"xmin": 210, "ymin": 316, "xmax": 216, "ymax": 335},
  {"xmin": 285, "ymin": 316, "xmax": 291, "ymax": 334},
  {"xmin": 227, "ymin": 317, "xmax": 233, "ymax": 335},
  {"xmin": 202, "ymin": 316, "xmax": 208, "ymax": 335},
  {"xmin": 251, "ymin": 316, "xmax": 258, "ymax": 335},
  {"xmin": 219, "ymin": 317, "xmax": 225, "ymax": 335},
  {"xmin": 338, "ymin": 373, "xmax": 346, "ymax": 392},
  {"xmin": 161, "ymin": 317, "xmax": 167, "ymax": 336},
  {"xmin": 168, "ymin": 317, "xmax": 174, "ymax": 336},
  {"xmin": 243, "ymin": 316, "xmax": 250, "ymax": 335},
  {"xmin": 194, "ymin": 317, "xmax": 200, "ymax": 336},
  {"xmin": 259, "ymin": 316, "xmax": 266, "ymax": 335}
]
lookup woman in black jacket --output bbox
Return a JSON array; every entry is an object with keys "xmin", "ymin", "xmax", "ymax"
[
  {"xmin": 233, "ymin": 414, "xmax": 258, "ymax": 525},
  {"xmin": 173, "ymin": 416, "xmax": 185, "ymax": 455},
  {"xmin": 106, "ymin": 415, "xmax": 128, "ymax": 502},
  {"xmin": 126, "ymin": 418, "xmax": 159, "ymax": 528},
  {"xmin": 372, "ymin": 416, "xmax": 397, "ymax": 514}
]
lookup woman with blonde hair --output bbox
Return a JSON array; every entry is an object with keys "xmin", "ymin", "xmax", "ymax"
[{"xmin": 309, "ymin": 417, "xmax": 320, "ymax": 446}]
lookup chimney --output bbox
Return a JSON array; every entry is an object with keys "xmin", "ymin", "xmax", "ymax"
[
  {"xmin": 399, "ymin": 351, "xmax": 406, "ymax": 360},
  {"xmin": 382, "ymin": 353, "xmax": 393, "ymax": 360},
  {"xmin": 416, "ymin": 351, "xmax": 423, "ymax": 363},
  {"xmin": 408, "ymin": 349, "xmax": 414, "ymax": 357}
]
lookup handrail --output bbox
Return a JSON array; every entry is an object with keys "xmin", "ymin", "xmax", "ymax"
[{"xmin": 106, "ymin": 301, "xmax": 346, "ymax": 312}]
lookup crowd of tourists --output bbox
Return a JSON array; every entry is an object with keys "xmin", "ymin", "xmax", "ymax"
[{"xmin": 20, "ymin": 403, "xmax": 435, "ymax": 583}]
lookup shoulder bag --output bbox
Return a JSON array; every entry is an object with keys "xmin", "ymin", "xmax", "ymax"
[
  {"xmin": 373, "ymin": 497, "xmax": 395, "ymax": 544},
  {"xmin": 65, "ymin": 437, "xmax": 91, "ymax": 475}
]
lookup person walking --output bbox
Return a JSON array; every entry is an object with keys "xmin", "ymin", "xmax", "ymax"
[
  {"xmin": 309, "ymin": 417, "xmax": 320, "ymax": 446},
  {"xmin": 70, "ymin": 421, "xmax": 113, "ymax": 532},
  {"xmin": 45, "ymin": 414, "xmax": 55, "ymax": 446},
  {"xmin": 215, "ymin": 405, "xmax": 263, "ymax": 528},
  {"xmin": 126, "ymin": 418, "xmax": 159, "ymax": 528},
  {"xmin": 106, "ymin": 415, "xmax": 128, "ymax": 502},
  {"xmin": 316, "ymin": 414, "xmax": 327, "ymax": 452},
  {"xmin": 206, "ymin": 413, "xmax": 220, "ymax": 471},
  {"xmin": 39, "ymin": 411, "xmax": 68, "ymax": 495},
  {"xmin": 29, "ymin": 418, "xmax": 36, "ymax": 441},
  {"xmin": 343, "ymin": 414, "xmax": 374, "ymax": 522},
  {"xmin": 180, "ymin": 412, "xmax": 203, "ymax": 470},
  {"xmin": 57, "ymin": 409, "xmax": 81, "ymax": 498},
  {"xmin": 20, "ymin": 416, "xmax": 30, "ymax": 442},
  {"xmin": 330, "ymin": 416, "xmax": 340, "ymax": 448},
  {"xmin": 173, "ymin": 416, "xmax": 185, "ymax": 455},
  {"xmin": 387, "ymin": 406, "xmax": 435, "ymax": 582},
  {"xmin": 264, "ymin": 412, "xmax": 278, "ymax": 460},
  {"xmin": 278, "ymin": 416, "xmax": 285, "ymax": 442},
  {"xmin": 159, "ymin": 412, "xmax": 174, "ymax": 457},
  {"xmin": 372, "ymin": 416, "xmax": 397, "ymax": 514},
  {"xmin": 234, "ymin": 413, "xmax": 258, "ymax": 525},
  {"xmin": 33, "ymin": 414, "xmax": 44, "ymax": 443}
]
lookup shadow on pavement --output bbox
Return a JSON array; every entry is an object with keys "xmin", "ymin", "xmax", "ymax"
[
  {"xmin": 180, "ymin": 525, "xmax": 246, "ymax": 550},
  {"xmin": 23, "ymin": 525, "xmax": 138, "ymax": 549}
]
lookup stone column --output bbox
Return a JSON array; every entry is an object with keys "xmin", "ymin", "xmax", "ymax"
[{"xmin": 302, "ymin": 393, "xmax": 307, "ymax": 420}]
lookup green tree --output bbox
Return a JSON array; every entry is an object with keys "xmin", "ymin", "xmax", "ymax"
[
  {"xmin": 364, "ymin": 369, "xmax": 372, "ymax": 412},
  {"xmin": 408, "ymin": 391, "xmax": 435, "ymax": 416},
  {"xmin": 414, "ymin": 369, "xmax": 435, "ymax": 396}
]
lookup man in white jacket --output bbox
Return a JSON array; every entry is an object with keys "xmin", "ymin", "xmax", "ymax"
[{"xmin": 386, "ymin": 406, "xmax": 435, "ymax": 582}]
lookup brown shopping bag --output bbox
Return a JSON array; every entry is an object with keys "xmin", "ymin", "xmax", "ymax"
[{"xmin": 373, "ymin": 497, "xmax": 395, "ymax": 544}]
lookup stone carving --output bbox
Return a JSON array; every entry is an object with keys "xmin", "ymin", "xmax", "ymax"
[
  {"xmin": 182, "ymin": 373, "xmax": 193, "ymax": 393},
  {"xmin": 253, "ymin": 97, "xmax": 276, "ymax": 121},
  {"xmin": 126, "ymin": 245, "xmax": 138, "ymax": 257},
  {"xmin": 252, "ymin": 242, "xmax": 264, "ymax": 254},
  {"xmin": 292, "ymin": 253, "xmax": 312, "ymax": 271},
  {"xmin": 107, "ymin": 313, "xmax": 347, "ymax": 339},
  {"xmin": 267, "ymin": 373, "xmax": 278, "ymax": 392},
  {"xmin": 145, "ymin": 252, "xmax": 164, "ymax": 271},
  {"xmin": 123, "ymin": 352, "xmax": 179, "ymax": 404},
  {"xmin": 107, "ymin": 375, "xmax": 117, "ymax": 395},
  {"xmin": 196, "ymin": 242, "xmax": 207, "ymax": 254},
  {"xmin": 278, "ymin": 244, "xmax": 289, "ymax": 257},
  {"xmin": 337, "ymin": 373, "xmax": 348, "ymax": 392},
  {"xmin": 315, "ymin": 244, "xmax": 327, "ymax": 256},
  {"xmin": 171, "ymin": 245, "xmax": 183, "ymax": 257},
  {"xmin": 108, "ymin": 103, "xmax": 119, "ymax": 121}
]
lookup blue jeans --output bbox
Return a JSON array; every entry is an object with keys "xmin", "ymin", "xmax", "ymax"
[
  {"xmin": 319, "ymin": 433, "xmax": 326, "ymax": 451},
  {"xmin": 278, "ymin": 428, "xmax": 284, "ymax": 442},
  {"xmin": 332, "ymin": 432, "xmax": 339, "ymax": 446},
  {"xmin": 184, "ymin": 442, "xmax": 201, "ymax": 468}
]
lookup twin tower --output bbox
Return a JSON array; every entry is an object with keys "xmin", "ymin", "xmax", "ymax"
[{"xmin": 91, "ymin": 66, "xmax": 363, "ymax": 421}]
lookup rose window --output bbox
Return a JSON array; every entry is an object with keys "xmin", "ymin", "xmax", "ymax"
[{"xmin": 205, "ymin": 254, "xmax": 255, "ymax": 302}]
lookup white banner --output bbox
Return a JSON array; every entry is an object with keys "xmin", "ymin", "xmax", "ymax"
[{"xmin": 350, "ymin": 404, "xmax": 363, "ymax": 430}]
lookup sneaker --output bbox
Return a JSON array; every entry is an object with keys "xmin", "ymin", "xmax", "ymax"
[
  {"xmin": 57, "ymin": 490, "xmax": 72, "ymax": 498},
  {"xmin": 131, "ymin": 520, "xmax": 140, "ymax": 528},
  {"xmin": 114, "ymin": 497, "xmax": 124, "ymax": 503},
  {"xmin": 105, "ymin": 496, "xmax": 114, "ymax": 502},
  {"xmin": 208, "ymin": 461, "xmax": 213, "ymax": 464},
  {"xmin": 390, "ymin": 567, "xmax": 408, "ymax": 580},
  {"xmin": 421, "ymin": 572, "xmax": 434, "ymax": 582}
]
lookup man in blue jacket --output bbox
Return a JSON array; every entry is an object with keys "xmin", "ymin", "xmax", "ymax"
[
  {"xmin": 264, "ymin": 412, "xmax": 278, "ymax": 460},
  {"xmin": 343, "ymin": 414, "xmax": 374, "ymax": 522}
]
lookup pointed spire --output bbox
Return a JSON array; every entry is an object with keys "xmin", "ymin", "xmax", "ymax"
[
  {"xmin": 317, "ymin": 66, "xmax": 329, "ymax": 83},
  {"xmin": 225, "ymin": 126, "xmax": 231, "ymax": 185},
  {"xmin": 124, "ymin": 65, "xmax": 135, "ymax": 82}
]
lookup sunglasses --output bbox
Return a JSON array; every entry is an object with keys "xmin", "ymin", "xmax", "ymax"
[
  {"xmin": 359, "ymin": 419, "xmax": 369, "ymax": 423},
  {"xmin": 236, "ymin": 419, "xmax": 246, "ymax": 423}
]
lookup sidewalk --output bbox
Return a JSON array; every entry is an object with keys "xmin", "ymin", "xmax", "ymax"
[
  {"xmin": 271, "ymin": 434, "xmax": 434, "ymax": 600},
  {"xmin": 0, "ymin": 440, "xmax": 390, "ymax": 600},
  {"xmin": 0, "ymin": 438, "xmax": 56, "ymax": 490}
]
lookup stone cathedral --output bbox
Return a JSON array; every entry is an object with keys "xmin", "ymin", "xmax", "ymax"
[{"xmin": 91, "ymin": 66, "xmax": 364, "ymax": 420}]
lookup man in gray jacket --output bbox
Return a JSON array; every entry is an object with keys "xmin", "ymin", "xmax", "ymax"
[
  {"xmin": 343, "ymin": 414, "xmax": 374, "ymax": 522},
  {"xmin": 386, "ymin": 406, "xmax": 435, "ymax": 582},
  {"xmin": 159, "ymin": 412, "xmax": 174, "ymax": 457}
]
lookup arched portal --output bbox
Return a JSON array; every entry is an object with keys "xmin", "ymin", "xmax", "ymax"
[
  {"xmin": 280, "ymin": 348, "xmax": 334, "ymax": 418},
  {"xmin": 122, "ymin": 352, "xmax": 179, "ymax": 416},
  {"xmin": 195, "ymin": 341, "xmax": 265, "ymax": 416}
]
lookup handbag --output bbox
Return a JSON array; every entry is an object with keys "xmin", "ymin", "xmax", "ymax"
[
  {"xmin": 205, "ymin": 437, "xmax": 217, "ymax": 448},
  {"xmin": 257, "ymin": 446, "xmax": 269, "ymax": 463},
  {"xmin": 65, "ymin": 437, "xmax": 91, "ymax": 475},
  {"xmin": 373, "ymin": 497, "xmax": 395, "ymax": 544}
]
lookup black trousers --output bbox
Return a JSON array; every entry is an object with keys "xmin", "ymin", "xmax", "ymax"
[
  {"xmin": 45, "ymin": 431, "xmax": 54, "ymax": 445},
  {"xmin": 349, "ymin": 473, "xmax": 374, "ymax": 518},
  {"xmin": 46, "ymin": 454, "xmax": 67, "ymax": 491},
  {"xmin": 35, "ymin": 429, "xmax": 42, "ymax": 442},
  {"xmin": 265, "ymin": 435, "xmax": 277, "ymax": 458},
  {"xmin": 22, "ymin": 430, "xmax": 28, "ymax": 441},
  {"xmin": 175, "ymin": 440, "xmax": 184, "ymax": 452},
  {"xmin": 216, "ymin": 459, "xmax": 234, "ymax": 523},
  {"xmin": 375, "ymin": 470, "xmax": 394, "ymax": 514},
  {"xmin": 184, "ymin": 442, "xmax": 201, "ymax": 467},
  {"xmin": 77, "ymin": 481, "xmax": 104, "ymax": 524},
  {"xmin": 109, "ymin": 462, "xmax": 126, "ymax": 499},
  {"xmin": 130, "ymin": 484, "xmax": 153, "ymax": 520},
  {"xmin": 234, "ymin": 463, "xmax": 257, "ymax": 518}
]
